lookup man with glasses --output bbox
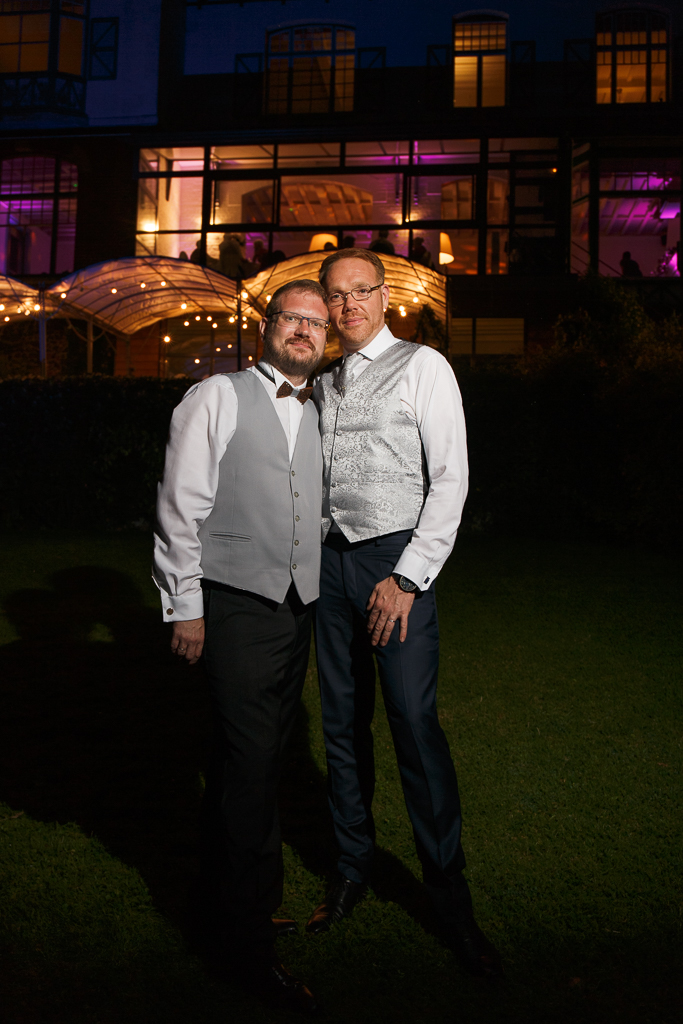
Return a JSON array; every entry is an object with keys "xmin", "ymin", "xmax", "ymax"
[
  {"xmin": 153, "ymin": 280, "xmax": 329, "ymax": 1014},
  {"xmin": 307, "ymin": 249, "xmax": 502, "ymax": 979}
]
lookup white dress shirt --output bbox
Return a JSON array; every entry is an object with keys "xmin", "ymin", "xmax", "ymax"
[
  {"xmin": 153, "ymin": 362, "xmax": 306, "ymax": 621},
  {"xmin": 324, "ymin": 325, "xmax": 469, "ymax": 591}
]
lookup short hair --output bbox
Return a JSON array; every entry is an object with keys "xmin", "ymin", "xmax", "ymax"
[
  {"xmin": 319, "ymin": 248, "xmax": 385, "ymax": 290},
  {"xmin": 264, "ymin": 279, "xmax": 327, "ymax": 318}
]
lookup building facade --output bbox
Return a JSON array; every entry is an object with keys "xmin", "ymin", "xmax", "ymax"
[{"xmin": 0, "ymin": 1, "xmax": 680, "ymax": 373}]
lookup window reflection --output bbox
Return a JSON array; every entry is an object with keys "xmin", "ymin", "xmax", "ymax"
[
  {"xmin": 212, "ymin": 181, "xmax": 275, "ymax": 226},
  {"xmin": 409, "ymin": 176, "xmax": 474, "ymax": 221},
  {"xmin": 0, "ymin": 156, "xmax": 77, "ymax": 275},
  {"xmin": 596, "ymin": 10, "xmax": 669, "ymax": 104},
  {"xmin": 280, "ymin": 175, "xmax": 402, "ymax": 226}
]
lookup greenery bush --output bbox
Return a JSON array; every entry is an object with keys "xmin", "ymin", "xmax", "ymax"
[{"xmin": 0, "ymin": 276, "xmax": 681, "ymax": 542}]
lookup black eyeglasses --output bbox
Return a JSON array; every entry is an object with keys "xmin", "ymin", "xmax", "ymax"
[
  {"xmin": 326, "ymin": 283, "xmax": 383, "ymax": 308},
  {"xmin": 267, "ymin": 310, "xmax": 330, "ymax": 333}
]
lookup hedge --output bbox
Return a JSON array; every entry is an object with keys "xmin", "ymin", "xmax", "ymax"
[{"xmin": 1, "ymin": 360, "xmax": 681, "ymax": 545}]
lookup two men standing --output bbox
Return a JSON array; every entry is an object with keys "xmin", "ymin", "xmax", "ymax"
[{"xmin": 153, "ymin": 251, "xmax": 500, "ymax": 1015}]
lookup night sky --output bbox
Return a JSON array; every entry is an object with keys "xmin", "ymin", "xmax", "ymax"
[{"xmin": 185, "ymin": 0, "xmax": 626, "ymax": 74}]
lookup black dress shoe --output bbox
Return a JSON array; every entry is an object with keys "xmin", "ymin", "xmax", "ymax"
[
  {"xmin": 446, "ymin": 910, "xmax": 504, "ymax": 981},
  {"xmin": 241, "ymin": 958, "xmax": 320, "ymax": 1015},
  {"xmin": 273, "ymin": 917, "xmax": 298, "ymax": 937},
  {"xmin": 306, "ymin": 876, "xmax": 366, "ymax": 934}
]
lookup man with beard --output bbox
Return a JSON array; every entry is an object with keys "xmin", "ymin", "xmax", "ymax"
[
  {"xmin": 153, "ymin": 280, "xmax": 328, "ymax": 1014},
  {"xmin": 307, "ymin": 250, "xmax": 502, "ymax": 980}
]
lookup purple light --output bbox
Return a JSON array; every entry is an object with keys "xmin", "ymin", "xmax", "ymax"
[{"xmin": 658, "ymin": 201, "xmax": 680, "ymax": 220}]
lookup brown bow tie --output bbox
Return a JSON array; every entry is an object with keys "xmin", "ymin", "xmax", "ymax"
[{"xmin": 276, "ymin": 381, "xmax": 313, "ymax": 404}]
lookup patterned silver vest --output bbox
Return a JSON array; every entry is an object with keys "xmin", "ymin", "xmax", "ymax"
[{"xmin": 315, "ymin": 339, "xmax": 427, "ymax": 542}]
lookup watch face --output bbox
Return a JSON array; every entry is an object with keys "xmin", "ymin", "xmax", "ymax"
[{"xmin": 399, "ymin": 575, "xmax": 417, "ymax": 592}]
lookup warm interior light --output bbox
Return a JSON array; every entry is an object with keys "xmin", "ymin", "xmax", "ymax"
[
  {"xmin": 551, "ymin": 168, "xmax": 557, "ymax": 174},
  {"xmin": 111, "ymin": 288, "xmax": 117, "ymax": 294},
  {"xmin": 163, "ymin": 335, "xmax": 171, "ymax": 342},
  {"xmin": 181, "ymin": 303, "xmax": 187, "ymax": 309},
  {"xmin": 309, "ymin": 233, "xmax": 338, "ymax": 252},
  {"xmin": 248, "ymin": 355, "xmax": 253, "ymax": 361},
  {"xmin": 439, "ymin": 232, "xmax": 454, "ymax": 265},
  {"xmin": 194, "ymin": 358, "xmax": 200, "ymax": 364}
]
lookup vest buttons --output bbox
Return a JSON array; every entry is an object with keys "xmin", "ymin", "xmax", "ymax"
[
  {"xmin": 292, "ymin": 563, "xmax": 297, "ymax": 569},
  {"xmin": 294, "ymin": 539, "xmax": 299, "ymax": 545},
  {"xmin": 331, "ymin": 482, "xmax": 337, "ymax": 488},
  {"xmin": 336, "ymin": 430, "xmax": 342, "ymax": 436},
  {"xmin": 334, "ymin": 455, "xmax": 339, "ymax": 460},
  {"xmin": 294, "ymin": 491, "xmax": 299, "ymax": 497},
  {"xmin": 291, "ymin": 470, "xmax": 296, "ymax": 476},
  {"xmin": 295, "ymin": 515, "xmax": 300, "ymax": 521}
]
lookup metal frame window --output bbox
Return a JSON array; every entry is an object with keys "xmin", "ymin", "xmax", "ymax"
[
  {"xmin": 453, "ymin": 14, "xmax": 507, "ymax": 108},
  {"xmin": 596, "ymin": 9, "xmax": 669, "ymax": 104},
  {"xmin": 0, "ymin": 155, "xmax": 78, "ymax": 275},
  {"xmin": 0, "ymin": 0, "xmax": 86, "ymax": 114},
  {"xmin": 88, "ymin": 16, "xmax": 117, "ymax": 80},
  {"xmin": 265, "ymin": 23, "xmax": 355, "ymax": 115},
  {"xmin": 135, "ymin": 138, "xmax": 564, "ymax": 278}
]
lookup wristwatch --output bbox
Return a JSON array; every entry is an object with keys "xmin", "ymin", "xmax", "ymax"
[{"xmin": 392, "ymin": 573, "xmax": 418, "ymax": 593}]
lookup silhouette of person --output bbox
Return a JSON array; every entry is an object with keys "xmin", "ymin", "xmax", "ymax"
[
  {"xmin": 369, "ymin": 229, "xmax": 395, "ymax": 256},
  {"xmin": 620, "ymin": 251, "xmax": 643, "ymax": 277}
]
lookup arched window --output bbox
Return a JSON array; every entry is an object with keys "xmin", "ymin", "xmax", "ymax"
[
  {"xmin": 453, "ymin": 11, "xmax": 507, "ymax": 108},
  {"xmin": 266, "ymin": 23, "xmax": 355, "ymax": 115},
  {"xmin": 0, "ymin": 156, "xmax": 78, "ymax": 276},
  {"xmin": 596, "ymin": 7, "xmax": 669, "ymax": 104}
]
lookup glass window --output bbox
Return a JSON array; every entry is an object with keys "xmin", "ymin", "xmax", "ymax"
[
  {"xmin": 599, "ymin": 158, "xmax": 680, "ymax": 192},
  {"xmin": 571, "ymin": 201, "xmax": 589, "ymax": 274},
  {"xmin": 487, "ymin": 229, "xmax": 508, "ymax": 274},
  {"xmin": 278, "ymin": 143, "xmax": 340, "ymax": 168},
  {"xmin": 139, "ymin": 148, "xmax": 205, "ymax": 173},
  {"xmin": 487, "ymin": 171, "xmax": 509, "ymax": 223},
  {"xmin": 596, "ymin": 10, "xmax": 669, "ymax": 104},
  {"xmin": 454, "ymin": 20, "xmax": 506, "ymax": 52},
  {"xmin": 437, "ymin": 229, "xmax": 478, "ymax": 274},
  {"xmin": 489, "ymin": 138, "xmax": 558, "ymax": 154},
  {"xmin": 346, "ymin": 141, "xmax": 409, "ymax": 166},
  {"xmin": 88, "ymin": 18, "xmax": 118, "ymax": 80},
  {"xmin": 211, "ymin": 145, "xmax": 274, "ymax": 171},
  {"xmin": 616, "ymin": 50, "xmax": 647, "ymax": 104},
  {"xmin": 596, "ymin": 50, "xmax": 612, "ymax": 104},
  {"xmin": 481, "ymin": 55, "xmax": 505, "ymax": 107},
  {"xmin": 212, "ymin": 181, "xmax": 275, "ymax": 225},
  {"xmin": 453, "ymin": 56, "xmax": 477, "ymax": 107},
  {"xmin": 265, "ymin": 24, "xmax": 355, "ymax": 115},
  {"xmin": 280, "ymin": 174, "xmax": 402, "ymax": 226},
  {"xmin": 409, "ymin": 176, "xmax": 474, "ymax": 221},
  {"xmin": 475, "ymin": 319, "xmax": 524, "ymax": 355},
  {"xmin": 413, "ymin": 139, "xmax": 479, "ymax": 165},
  {"xmin": 135, "ymin": 233, "xmax": 201, "ymax": 262},
  {"xmin": 651, "ymin": 48, "xmax": 667, "ymax": 102},
  {"xmin": 572, "ymin": 162, "xmax": 590, "ymax": 202},
  {"xmin": 58, "ymin": 16, "xmax": 83, "ymax": 75},
  {"xmin": 137, "ymin": 176, "xmax": 203, "ymax": 233},
  {"xmin": 598, "ymin": 198, "xmax": 680, "ymax": 278},
  {"xmin": 0, "ymin": 156, "xmax": 77, "ymax": 275},
  {"xmin": 0, "ymin": 11, "xmax": 50, "ymax": 73}
]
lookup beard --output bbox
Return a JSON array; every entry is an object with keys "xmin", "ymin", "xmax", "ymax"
[{"xmin": 262, "ymin": 333, "xmax": 321, "ymax": 380}]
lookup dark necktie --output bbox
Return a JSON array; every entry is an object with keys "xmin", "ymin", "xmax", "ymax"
[{"xmin": 276, "ymin": 381, "xmax": 313, "ymax": 404}]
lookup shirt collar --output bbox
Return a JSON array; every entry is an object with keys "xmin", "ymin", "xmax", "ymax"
[
  {"xmin": 343, "ymin": 324, "xmax": 396, "ymax": 363},
  {"xmin": 257, "ymin": 360, "xmax": 299, "ymax": 392}
]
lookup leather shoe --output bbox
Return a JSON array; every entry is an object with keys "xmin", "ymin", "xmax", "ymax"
[
  {"xmin": 306, "ymin": 876, "xmax": 366, "ymax": 934},
  {"xmin": 242, "ymin": 958, "xmax": 320, "ymax": 1015},
  {"xmin": 273, "ymin": 917, "xmax": 298, "ymax": 938},
  {"xmin": 446, "ymin": 910, "xmax": 504, "ymax": 980}
]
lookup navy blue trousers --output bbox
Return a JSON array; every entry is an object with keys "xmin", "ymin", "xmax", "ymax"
[{"xmin": 315, "ymin": 530, "xmax": 467, "ymax": 889}]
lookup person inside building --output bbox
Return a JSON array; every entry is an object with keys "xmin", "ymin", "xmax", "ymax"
[
  {"xmin": 369, "ymin": 228, "xmax": 395, "ymax": 256},
  {"xmin": 306, "ymin": 248, "xmax": 503, "ymax": 981},
  {"xmin": 620, "ymin": 251, "xmax": 643, "ymax": 277},
  {"xmin": 153, "ymin": 279, "xmax": 330, "ymax": 1014},
  {"xmin": 410, "ymin": 235, "xmax": 433, "ymax": 267}
]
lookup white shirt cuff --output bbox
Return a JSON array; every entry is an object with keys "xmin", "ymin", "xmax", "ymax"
[
  {"xmin": 159, "ymin": 589, "xmax": 205, "ymax": 622},
  {"xmin": 393, "ymin": 548, "xmax": 433, "ymax": 592}
]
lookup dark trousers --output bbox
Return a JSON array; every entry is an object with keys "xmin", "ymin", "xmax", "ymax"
[
  {"xmin": 200, "ymin": 580, "xmax": 312, "ymax": 956},
  {"xmin": 315, "ymin": 530, "xmax": 467, "ymax": 891}
]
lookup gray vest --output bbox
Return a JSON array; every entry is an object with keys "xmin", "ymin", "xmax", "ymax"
[
  {"xmin": 316, "ymin": 339, "xmax": 427, "ymax": 542},
  {"xmin": 198, "ymin": 371, "xmax": 322, "ymax": 605}
]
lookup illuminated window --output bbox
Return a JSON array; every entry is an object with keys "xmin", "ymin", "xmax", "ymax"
[
  {"xmin": 596, "ymin": 10, "xmax": 669, "ymax": 104},
  {"xmin": 0, "ymin": 2, "xmax": 86, "ymax": 113},
  {"xmin": 0, "ymin": 7, "xmax": 50, "ymax": 73},
  {"xmin": 266, "ymin": 24, "xmax": 355, "ymax": 115},
  {"xmin": 0, "ymin": 156, "xmax": 77, "ymax": 275},
  {"xmin": 453, "ymin": 14, "xmax": 507, "ymax": 108}
]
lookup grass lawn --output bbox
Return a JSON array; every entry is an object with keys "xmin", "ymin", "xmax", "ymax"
[{"xmin": 0, "ymin": 532, "xmax": 681, "ymax": 1023}]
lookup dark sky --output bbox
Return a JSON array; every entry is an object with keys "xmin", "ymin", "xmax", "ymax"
[{"xmin": 185, "ymin": 0, "xmax": 620, "ymax": 74}]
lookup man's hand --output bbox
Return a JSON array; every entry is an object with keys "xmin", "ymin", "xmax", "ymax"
[
  {"xmin": 366, "ymin": 576, "xmax": 415, "ymax": 647},
  {"xmin": 171, "ymin": 617, "xmax": 205, "ymax": 665}
]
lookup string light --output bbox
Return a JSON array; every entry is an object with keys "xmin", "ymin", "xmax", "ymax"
[
  {"xmin": 61, "ymin": 292, "xmax": 67, "ymax": 299},
  {"xmin": 195, "ymin": 315, "xmax": 201, "ymax": 321},
  {"xmin": 206, "ymin": 315, "xmax": 212, "ymax": 321},
  {"xmin": 215, "ymin": 347, "xmax": 221, "ymax": 352},
  {"xmin": 3, "ymin": 316, "xmax": 9, "ymax": 322},
  {"xmin": 194, "ymin": 358, "xmax": 200, "ymax": 364},
  {"xmin": 160, "ymin": 281, "xmax": 167, "ymax": 286},
  {"xmin": 111, "ymin": 288, "xmax": 117, "ymax": 294},
  {"xmin": 212, "ymin": 322, "xmax": 217, "ymax": 328},
  {"xmin": 0, "ymin": 304, "xmax": 4, "ymax": 311},
  {"xmin": 184, "ymin": 321, "xmax": 189, "ymax": 326},
  {"xmin": 241, "ymin": 290, "xmax": 248, "ymax": 299},
  {"xmin": 227, "ymin": 343, "xmax": 233, "ymax": 349},
  {"xmin": 228, "ymin": 316, "xmax": 235, "ymax": 323},
  {"xmin": 34, "ymin": 304, "xmax": 40, "ymax": 311},
  {"xmin": 181, "ymin": 303, "xmax": 187, "ymax": 309},
  {"xmin": 248, "ymin": 355, "xmax": 253, "ymax": 361},
  {"xmin": 413, "ymin": 296, "xmax": 419, "ymax": 303},
  {"xmin": 163, "ymin": 335, "xmax": 171, "ymax": 343},
  {"xmin": 266, "ymin": 295, "xmax": 271, "ymax": 301},
  {"xmin": 140, "ymin": 282, "xmax": 146, "ymax": 289}
]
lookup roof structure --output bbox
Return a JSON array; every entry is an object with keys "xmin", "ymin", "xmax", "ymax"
[{"xmin": 0, "ymin": 252, "xmax": 446, "ymax": 337}]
